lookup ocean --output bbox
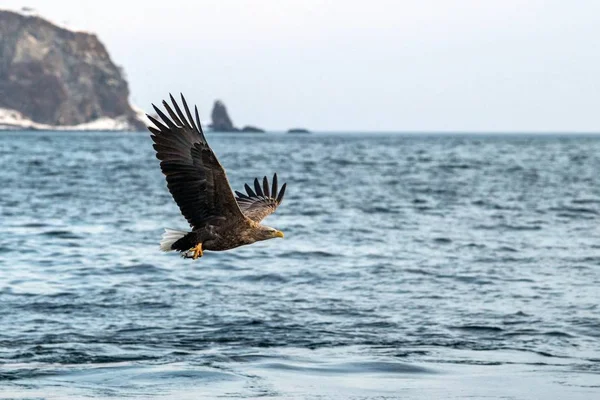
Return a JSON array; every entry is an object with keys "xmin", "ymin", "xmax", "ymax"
[{"xmin": 1, "ymin": 131, "xmax": 599, "ymax": 399}]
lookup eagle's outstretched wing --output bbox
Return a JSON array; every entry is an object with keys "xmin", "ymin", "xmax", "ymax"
[
  {"xmin": 148, "ymin": 94, "xmax": 244, "ymax": 229},
  {"xmin": 235, "ymin": 174, "xmax": 287, "ymax": 223}
]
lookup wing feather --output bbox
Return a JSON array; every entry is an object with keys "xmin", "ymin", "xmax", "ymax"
[
  {"xmin": 194, "ymin": 106, "xmax": 206, "ymax": 140},
  {"xmin": 244, "ymin": 183, "xmax": 256, "ymax": 197},
  {"xmin": 148, "ymin": 94, "xmax": 244, "ymax": 229},
  {"xmin": 254, "ymin": 178, "xmax": 264, "ymax": 197},
  {"xmin": 271, "ymin": 173, "xmax": 278, "ymax": 199},
  {"xmin": 147, "ymin": 115, "xmax": 169, "ymax": 132},
  {"xmin": 262, "ymin": 176, "xmax": 270, "ymax": 197},
  {"xmin": 169, "ymin": 93, "xmax": 191, "ymax": 130},
  {"xmin": 181, "ymin": 93, "xmax": 199, "ymax": 133},
  {"xmin": 161, "ymin": 99, "xmax": 184, "ymax": 127},
  {"xmin": 153, "ymin": 104, "xmax": 177, "ymax": 129},
  {"xmin": 276, "ymin": 183, "xmax": 287, "ymax": 204},
  {"xmin": 235, "ymin": 174, "xmax": 287, "ymax": 222}
]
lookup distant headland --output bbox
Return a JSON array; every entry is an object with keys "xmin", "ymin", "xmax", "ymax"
[{"xmin": 0, "ymin": 8, "xmax": 145, "ymax": 131}]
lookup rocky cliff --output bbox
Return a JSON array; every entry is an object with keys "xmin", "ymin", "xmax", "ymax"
[{"xmin": 0, "ymin": 9, "xmax": 145, "ymax": 131}]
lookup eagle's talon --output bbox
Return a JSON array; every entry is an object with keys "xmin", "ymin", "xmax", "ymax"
[{"xmin": 191, "ymin": 243, "xmax": 203, "ymax": 260}]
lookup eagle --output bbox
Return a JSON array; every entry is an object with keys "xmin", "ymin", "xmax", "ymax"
[{"xmin": 147, "ymin": 94, "xmax": 286, "ymax": 259}]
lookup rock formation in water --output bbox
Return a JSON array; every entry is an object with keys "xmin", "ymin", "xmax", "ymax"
[
  {"xmin": 0, "ymin": 8, "xmax": 145, "ymax": 131},
  {"xmin": 210, "ymin": 100, "xmax": 268, "ymax": 133},
  {"xmin": 287, "ymin": 128, "xmax": 311, "ymax": 134},
  {"xmin": 210, "ymin": 100, "xmax": 237, "ymax": 132},
  {"xmin": 241, "ymin": 125, "xmax": 265, "ymax": 133}
]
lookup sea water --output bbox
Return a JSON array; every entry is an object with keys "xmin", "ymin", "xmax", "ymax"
[{"xmin": 0, "ymin": 131, "xmax": 599, "ymax": 399}]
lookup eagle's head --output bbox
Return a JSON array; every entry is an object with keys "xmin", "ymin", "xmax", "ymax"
[{"xmin": 255, "ymin": 225, "xmax": 285, "ymax": 241}]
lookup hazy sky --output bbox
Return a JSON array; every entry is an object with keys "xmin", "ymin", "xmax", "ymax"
[{"xmin": 4, "ymin": 0, "xmax": 600, "ymax": 131}]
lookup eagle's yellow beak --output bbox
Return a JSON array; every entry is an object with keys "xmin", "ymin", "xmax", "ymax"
[{"xmin": 275, "ymin": 230, "xmax": 284, "ymax": 238}]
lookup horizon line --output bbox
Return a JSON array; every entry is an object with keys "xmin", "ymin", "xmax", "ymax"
[{"xmin": 3, "ymin": 129, "xmax": 600, "ymax": 135}]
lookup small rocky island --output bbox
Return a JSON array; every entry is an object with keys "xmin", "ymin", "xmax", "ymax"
[
  {"xmin": 0, "ymin": 8, "xmax": 145, "ymax": 131},
  {"xmin": 287, "ymin": 128, "xmax": 311, "ymax": 134},
  {"xmin": 209, "ymin": 100, "xmax": 309, "ymax": 133},
  {"xmin": 241, "ymin": 126, "xmax": 265, "ymax": 133},
  {"xmin": 209, "ymin": 100, "xmax": 265, "ymax": 133}
]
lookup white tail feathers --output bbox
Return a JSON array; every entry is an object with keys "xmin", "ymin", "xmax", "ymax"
[{"xmin": 160, "ymin": 228, "xmax": 187, "ymax": 252}]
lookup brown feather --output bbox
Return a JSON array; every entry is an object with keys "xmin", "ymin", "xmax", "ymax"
[
  {"xmin": 235, "ymin": 174, "xmax": 287, "ymax": 223},
  {"xmin": 148, "ymin": 95, "xmax": 244, "ymax": 229}
]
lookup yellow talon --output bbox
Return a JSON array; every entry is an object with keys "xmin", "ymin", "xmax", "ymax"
[{"xmin": 191, "ymin": 243, "xmax": 203, "ymax": 260}]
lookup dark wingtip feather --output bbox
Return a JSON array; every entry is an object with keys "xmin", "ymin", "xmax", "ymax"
[
  {"xmin": 254, "ymin": 178, "xmax": 264, "ymax": 197},
  {"xmin": 146, "ymin": 114, "xmax": 155, "ymax": 129},
  {"xmin": 263, "ymin": 176, "xmax": 270, "ymax": 198},
  {"xmin": 180, "ymin": 93, "xmax": 199, "ymax": 133},
  {"xmin": 168, "ymin": 93, "xmax": 181, "ymax": 116},
  {"xmin": 170, "ymin": 93, "xmax": 191, "ymax": 129},
  {"xmin": 153, "ymin": 104, "xmax": 176, "ymax": 129},
  {"xmin": 194, "ymin": 105, "xmax": 206, "ymax": 140},
  {"xmin": 148, "ymin": 126, "xmax": 161, "ymax": 136},
  {"xmin": 245, "ymin": 183, "xmax": 256, "ymax": 197},
  {"xmin": 235, "ymin": 190, "xmax": 248, "ymax": 198},
  {"xmin": 162, "ymin": 99, "xmax": 183, "ymax": 126},
  {"xmin": 271, "ymin": 173, "xmax": 278, "ymax": 199},
  {"xmin": 276, "ymin": 183, "xmax": 287, "ymax": 203},
  {"xmin": 147, "ymin": 114, "xmax": 168, "ymax": 131}
]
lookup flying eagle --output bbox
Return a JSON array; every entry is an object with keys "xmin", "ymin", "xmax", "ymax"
[{"xmin": 147, "ymin": 94, "xmax": 286, "ymax": 259}]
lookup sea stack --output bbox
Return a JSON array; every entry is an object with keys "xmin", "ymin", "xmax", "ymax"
[{"xmin": 210, "ymin": 100, "xmax": 236, "ymax": 132}]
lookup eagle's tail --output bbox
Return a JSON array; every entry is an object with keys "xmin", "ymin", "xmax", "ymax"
[{"xmin": 160, "ymin": 228, "xmax": 187, "ymax": 252}]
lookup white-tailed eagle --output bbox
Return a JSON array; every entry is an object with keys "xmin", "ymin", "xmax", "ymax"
[{"xmin": 147, "ymin": 94, "xmax": 286, "ymax": 259}]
